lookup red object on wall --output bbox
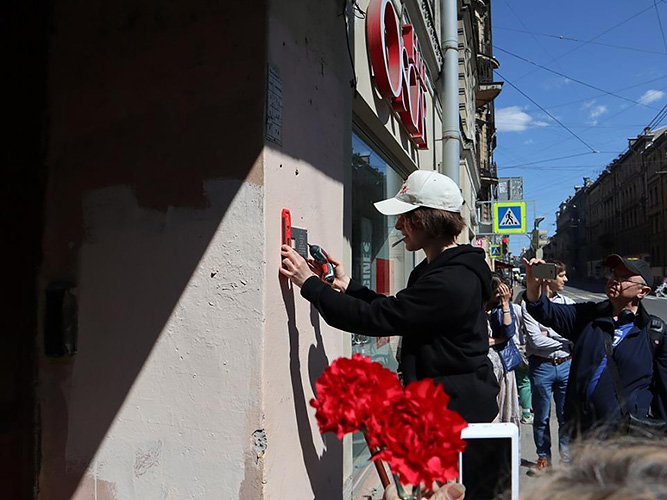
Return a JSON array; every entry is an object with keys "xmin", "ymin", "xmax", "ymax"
[
  {"xmin": 281, "ymin": 208, "xmax": 292, "ymax": 246},
  {"xmin": 366, "ymin": 0, "xmax": 429, "ymax": 150},
  {"xmin": 375, "ymin": 258, "xmax": 390, "ymax": 296}
]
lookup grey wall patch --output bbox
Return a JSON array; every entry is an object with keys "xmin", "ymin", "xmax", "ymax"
[
  {"xmin": 134, "ymin": 440, "xmax": 163, "ymax": 477},
  {"xmin": 252, "ymin": 429, "xmax": 267, "ymax": 460}
]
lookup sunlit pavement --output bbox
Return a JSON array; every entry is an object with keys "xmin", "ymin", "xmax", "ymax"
[{"xmin": 518, "ymin": 406, "xmax": 562, "ymax": 493}]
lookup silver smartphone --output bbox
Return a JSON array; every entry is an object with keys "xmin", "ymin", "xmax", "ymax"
[{"xmin": 532, "ymin": 263, "xmax": 557, "ymax": 280}]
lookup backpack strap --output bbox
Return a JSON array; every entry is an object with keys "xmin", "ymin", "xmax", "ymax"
[
  {"xmin": 647, "ymin": 315, "xmax": 666, "ymax": 419},
  {"xmin": 603, "ymin": 332, "xmax": 629, "ymax": 418}
]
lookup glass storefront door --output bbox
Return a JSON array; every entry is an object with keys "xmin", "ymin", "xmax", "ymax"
[{"xmin": 350, "ymin": 131, "xmax": 416, "ymax": 488}]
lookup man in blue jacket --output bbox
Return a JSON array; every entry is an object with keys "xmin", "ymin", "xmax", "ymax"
[{"xmin": 523, "ymin": 254, "xmax": 667, "ymax": 436}]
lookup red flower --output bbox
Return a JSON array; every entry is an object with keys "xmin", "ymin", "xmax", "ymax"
[
  {"xmin": 366, "ymin": 379, "xmax": 468, "ymax": 487},
  {"xmin": 309, "ymin": 354, "xmax": 403, "ymax": 439}
]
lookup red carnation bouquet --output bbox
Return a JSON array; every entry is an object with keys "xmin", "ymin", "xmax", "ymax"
[{"xmin": 310, "ymin": 354, "xmax": 468, "ymax": 499}]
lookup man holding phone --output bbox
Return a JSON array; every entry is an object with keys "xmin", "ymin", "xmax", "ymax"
[
  {"xmin": 521, "ymin": 260, "xmax": 574, "ymax": 474},
  {"xmin": 523, "ymin": 254, "xmax": 667, "ymax": 437}
]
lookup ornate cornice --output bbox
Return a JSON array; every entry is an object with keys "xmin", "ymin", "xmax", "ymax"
[{"xmin": 419, "ymin": 0, "xmax": 443, "ymax": 69}]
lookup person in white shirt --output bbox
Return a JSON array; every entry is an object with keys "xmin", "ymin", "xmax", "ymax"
[{"xmin": 521, "ymin": 260, "xmax": 574, "ymax": 474}]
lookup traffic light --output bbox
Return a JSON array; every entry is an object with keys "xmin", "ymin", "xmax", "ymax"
[
  {"xmin": 531, "ymin": 230, "xmax": 549, "ymax": 258},
  {"xmin": 531, "ymin": 230, "xmax": 549, "ymax": 250},
  {"xmin": 501, "ymin": 236, "xmax": 509, "ymax": 256}
]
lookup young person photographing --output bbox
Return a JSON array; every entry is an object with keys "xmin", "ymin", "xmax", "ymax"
[{"xmin": 280, "ymin": 170, "xmax": 503, "ymax": 499}]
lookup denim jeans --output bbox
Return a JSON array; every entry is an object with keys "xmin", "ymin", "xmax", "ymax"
[{"xmin": 528, "ymin": 356, "xmax": 571, "ymax": 463}]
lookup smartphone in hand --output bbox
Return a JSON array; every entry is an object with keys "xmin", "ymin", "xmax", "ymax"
[{"xmin": 533, "ymin": 263, "xmax": 557, "ymax": 280}]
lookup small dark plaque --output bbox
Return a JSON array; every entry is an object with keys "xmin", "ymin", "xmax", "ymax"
[{"xmin": 291, "ymin": 227, "xmax": 308, "ymax": 259}]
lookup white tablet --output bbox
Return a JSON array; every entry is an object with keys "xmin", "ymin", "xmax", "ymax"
[{"xmin": 458, "ymin": 422, "xmax": 520, "ymax": 500}]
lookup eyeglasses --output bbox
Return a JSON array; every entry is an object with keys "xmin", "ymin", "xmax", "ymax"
[{"xmin": 604, "ymin": 270, "xmax": 645, "ymax": 287}]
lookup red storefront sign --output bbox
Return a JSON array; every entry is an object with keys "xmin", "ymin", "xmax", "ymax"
[{"xmin": 366, "ymin": 0, "xmax": 429, "ymax": 150}]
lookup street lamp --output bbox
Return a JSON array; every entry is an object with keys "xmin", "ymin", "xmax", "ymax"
[{"xmin": 531, "ymin": 216, "xmax": 547, "ymax": 259}]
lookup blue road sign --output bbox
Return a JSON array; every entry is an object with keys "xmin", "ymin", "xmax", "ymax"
[{"xmin": 493, "ymin": 202, "xmax": 526, "ymax": 234}]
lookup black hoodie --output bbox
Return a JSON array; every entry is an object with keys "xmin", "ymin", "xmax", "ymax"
[{"xmin": 301, "ymin": 244, "xmax": 499, "ymax": 423}]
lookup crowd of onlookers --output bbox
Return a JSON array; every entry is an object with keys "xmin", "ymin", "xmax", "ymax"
[
  {"xmin": 487, "ymin": 260, "xmax": 574, "ymax": 475},
  {"xmin": 280, "ymin": 170, "xmax": 667, "ymax": 499}
]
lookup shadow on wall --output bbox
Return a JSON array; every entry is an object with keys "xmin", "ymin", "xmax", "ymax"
[
  {"xmin": 26, "ymin": 0, "xmax": 357, "ymax": 497},
  {"xmin": 281, "ymin": 280, "xmax": 343, "ymax": 498},
  {"xmin": 36, "ymin": 1, "xmax": 268, "ymax": 499},
  {"xmin": 1, "ymin": 0, "xmax": 53, "ymax": 497}
]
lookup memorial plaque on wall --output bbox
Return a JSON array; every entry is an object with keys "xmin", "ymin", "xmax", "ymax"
[{"xmin": 266, "ymin": 66, "xmax": 282, "ymax": 145}]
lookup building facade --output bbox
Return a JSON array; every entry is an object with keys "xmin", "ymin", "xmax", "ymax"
[
  {"xmin": 547, "ymin": 127, "xmax": 666, "ymax": 283},
  {"xmin": 645, "ymin": 129, "xmax": 667, "ymax": 279},
  {"xmin": 3, "ymin": 0, "xmax": 500, "ymax": 498},
  {"xmin": 544, "ymin": 180, "xmax": 590, "ymax": 278}
]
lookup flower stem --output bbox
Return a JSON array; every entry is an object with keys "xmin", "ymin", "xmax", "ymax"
[
  {"xmin": 362, "ymin": 431, "xmax": 390, "ymax": 488},
  {"xmin": 391, "ymin": 474, "xmax": 410, "ymax": 500},
  {"xmin": 415, "ymin": 484, "xmax": 423, "ymax": 500}
]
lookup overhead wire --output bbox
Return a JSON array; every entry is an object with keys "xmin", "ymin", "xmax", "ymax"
[
  {"xmin": 511, "ymin": 81, "xmax": 667, "ymax": 159},
  {"xmin": 511, "ymin": 3, "xmax": 658, "ymax": 83},
  {"xmin": 498, "ymin": 152, "xmax": 606, "ymax": 168},
  {"xmin": 654, "ymin": 0, "xmax": 667, "ymax": 53},
  {"xmin": 494, "ymin": 26, "xmax": 667, "ymax": 56},
  {"xmin": 505, "ymin": 123, "xmax": 663, "ymax": 129},
  {"xmin": 496, "ymin": 71, "xmax": 598, "ymax": 152},
  {"xmin": 495, "ymin": 1, "xmax": 667, "ymax": 211},
  {"xmin": 499, "ymin": 156, "xmax": 667, "ymax": 171},
  {"xmin": 543, "ymin": 73, "xmax": 667, "ymax": 109},
  {"xmin": 498, "ymin": 0, "xmax": 589, "ymax": 104},
  {"xmin": 521, "ymin": 172, "xmax": 596, "ymax": 198},
  {"xmin": 494, "ymin": 46, "xmax": 661, "ymax": 110},
  {"xmin": 647, "ymin": 102, "xmax": 667, "ymax": 129}
]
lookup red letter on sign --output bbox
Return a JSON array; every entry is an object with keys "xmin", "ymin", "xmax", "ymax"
[{"xmin": 366, "ymin": 0, "xmax": 403, "ymax": 100}]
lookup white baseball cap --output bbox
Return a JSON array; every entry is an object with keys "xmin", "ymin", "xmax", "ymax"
[{"xmin": 374, "ymin": 170, "xmax": 464, "ymax": 215}]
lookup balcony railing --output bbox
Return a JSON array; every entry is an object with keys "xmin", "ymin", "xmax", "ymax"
[{"xmin": 480, "ymin": 161, "xmax": 497, "ymax": 180}]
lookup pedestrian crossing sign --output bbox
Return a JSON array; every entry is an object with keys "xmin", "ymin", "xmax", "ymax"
[
  {"xmin": 493, "ymin": 201, "xmax": 526, "ymax": 234},
  {"xmin": 490, "ymin": 245, "xmax": 501, "ymax": 258}
]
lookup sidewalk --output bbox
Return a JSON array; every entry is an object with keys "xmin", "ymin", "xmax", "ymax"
[{"xmin": 519, "ymin": 405, "xmax": 562, "ymax": 493}]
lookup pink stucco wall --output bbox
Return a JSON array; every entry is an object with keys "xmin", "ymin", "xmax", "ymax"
[
  {"xmin": 39, "ymin": 1, "xmax": 270, "ymax": 498},
  {"xmin": 263, "ymin": 0, "xmax": 353, "ymax": 498}
]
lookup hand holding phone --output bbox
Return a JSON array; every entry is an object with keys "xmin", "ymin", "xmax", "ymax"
[
  {"xmin": 523, "ymin": 257, "xmax": 548, "ymax": 303},
  {"xmin": 532, "ymin": 263, "xmax": 557, "ymax": 280}
]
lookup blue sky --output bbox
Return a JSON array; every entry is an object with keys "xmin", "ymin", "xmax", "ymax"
[{"xmin": 491, "ymin": 0, "xmax": 667, "ymax": 256}]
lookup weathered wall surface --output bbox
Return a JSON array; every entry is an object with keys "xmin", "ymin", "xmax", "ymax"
[
  {"xmin": 263, "ymin": 0, "xmax": 353, "ymax": 498},
  {"xmin": 39, "ymin": 1, "xmax": 268, "ymax": 498}
]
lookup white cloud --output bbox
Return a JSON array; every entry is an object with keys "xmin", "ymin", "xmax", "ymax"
[
  {"xmin": 496, "ymin": 106, "xmax": 549, "ymax": 132},
  {"xmin": 524, "ymin": 139, "xmax": 535, "ymax": 145},
  {"xmin": 582, "ymin": 101, "xmax": 607, "ymax": 126},
  {"xmin": 638, "ymin": 89, "xmax": 665, "ymax": 105},
  {"xmin": 543, "ymin": 77, "xmax": 572, "ymax": 90}
]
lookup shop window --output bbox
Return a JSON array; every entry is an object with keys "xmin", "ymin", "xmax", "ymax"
[{"xmin": 350, "ymin": 131, "xmax": 416, "ymax": 489}]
